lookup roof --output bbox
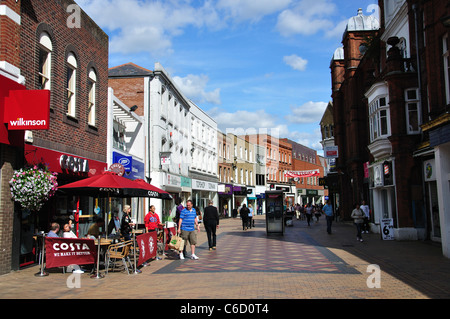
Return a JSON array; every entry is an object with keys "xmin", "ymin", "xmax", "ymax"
[
  {"xmin": 346, "ymin": 8, "xmax": 379, "ymax": 32},
  {"xmin": 109, "ymin": 62, "xmax": 153, "ymax": 77}
]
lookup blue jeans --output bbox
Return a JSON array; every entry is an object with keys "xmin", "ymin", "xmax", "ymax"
[
  {"xmin": 355, "ymin": 223, "xmax": 363, "ymax": 240},
  {"xmin": 326, "ymin": 215, "xmax": 333, "ymax": 234}
]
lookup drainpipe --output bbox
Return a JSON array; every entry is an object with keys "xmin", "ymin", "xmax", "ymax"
[{"xmin": 412, "ymin": 3, "xmax": 430, "ymax": 121}]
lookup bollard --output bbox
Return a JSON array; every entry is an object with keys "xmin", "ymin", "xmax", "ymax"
[
  {"xmin": 34, "ymin": 233, "xmax": 49, "ymax": 277},
  {"xmin": 90, "ymin": 236, "xmax": 104, "ymax": 279}
]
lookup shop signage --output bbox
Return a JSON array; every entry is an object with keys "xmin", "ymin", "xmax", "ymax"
[
  {"xmin": 136, "ymin": 231, "xmax": 157, "ymax": 266},
  {"xmin": 60, "ymin": 154, "xmax": 89, "ymax": 173},
  {"xmin": 112, "ymin": 152, "xmax": 132, "ymax": 172},
  {"xmin": 4, "ymin": 89, "xmax": 50, "ymax": 130},
  {"xmin": 25, "ymin": 145, "xmax": 106, "ymax": 176},
  {"xmin": 218, "ymin": 184, "xmax": 232, "ymax": 195},
  {"xmin": 109, "ymin": 163, "xmax": 125, "ymax": 176},
  {"xmin": 166, "ymin": 173, "xmax": 181, "ymax": 187},
  {"xmin": 381, "ymin": 218, "xmax": 394, "ymax": 240},
  {"xmin": 423, "ymin": 159, "xmax": 436, "ymax": 182},
  {"xmin": 45, "ymin": 237, "xmax": 97, "ymax": 268},
  {"xmin": 192, "ymin": 179, "xmax": 218, "ymax": 191},
  {"xmin": 324, "ymin": 146, "xmax": 338, "ymax": 158}
]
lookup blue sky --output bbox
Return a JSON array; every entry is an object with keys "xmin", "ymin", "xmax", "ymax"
[{"xmin": 77, "ymin": 0, "xmax": 379, "ymax": 155}]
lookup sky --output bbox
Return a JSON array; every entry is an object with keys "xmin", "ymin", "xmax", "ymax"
[{"xmin": 77, "ymin": 0, "xmax": 379, "ymax": 155}]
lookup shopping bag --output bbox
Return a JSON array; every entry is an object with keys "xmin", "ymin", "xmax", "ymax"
[{"xmin": 168, "ymin": 235, "xmax": 184, "ymax": 251}]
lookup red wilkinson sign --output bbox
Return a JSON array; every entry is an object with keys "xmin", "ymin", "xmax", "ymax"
[{"xmin": 4, "ymin": 89, "xmax": 50, "ymax": 130}]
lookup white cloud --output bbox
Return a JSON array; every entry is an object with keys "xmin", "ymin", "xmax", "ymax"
[
  {"xmin": 286, "ymin": 101, "xmax": 328, "ymax": 124},
  {"xmin": 208, "ymin": 107, "xmax": 281, "ymax": 132},
  {"xmin": 173, "ymin": 74, "xmax": 221, "ymax": 105},
  {"xmin": 77, "ymin": 0, "xmax": 210, "ymax": 55},
  {"xmin": 276, "ymin": 0, "xmax": 336, "ymax": 37},
  {"xmin": 283, "ymin": 54, "xmax": 308, "ymax": 71},
  {"xmin": 217, "ymin": 0, "xmax": 291, "ymax": 23}
]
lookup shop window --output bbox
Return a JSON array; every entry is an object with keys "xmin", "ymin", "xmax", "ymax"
[
  {"xmin": 66, "ymin": 52, "xmax": 78, "ymax": 118},
  {"xmin": 38, "ymin": 32, "xmax": 52, "ymax": 90},
  {"xmin": 87, "ymin": 68, "xmax": 97, "ymax": 127},
  {"xmin": 405, "ymin": 88, "xmax": 421, "ymax": 134},
  {"xmin": 113, "ymin": 120, "xmax": 126, "ymax": 151}
]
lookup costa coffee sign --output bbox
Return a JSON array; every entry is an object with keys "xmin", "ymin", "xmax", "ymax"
[{"xmin": 60, "ymin": 154, "xmax": 89, "ymax": 173}]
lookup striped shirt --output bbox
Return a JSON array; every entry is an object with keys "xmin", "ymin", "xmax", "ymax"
[{"xmin": 180, "ymin": 208, "xmax": 197, "ymax": 231}]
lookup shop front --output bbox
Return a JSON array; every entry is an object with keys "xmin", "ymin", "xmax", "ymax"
[
  {"xmin": 233, "ymin": 185, "xmax": 247, "ymax": 210},
  {"xmin": 218, "ymin": 184, "xmax": 232, "ymax": 217},
  {"xmin": 246, "ymin": 186, "xmax": 257, "ymax": 213},
  {"xmin": 192, "ymin": 178, "xmax": 218, "ymax": 214},
  {"xmin": 21, "ymin": 144, "xmax": 107, "ymax": 267}
]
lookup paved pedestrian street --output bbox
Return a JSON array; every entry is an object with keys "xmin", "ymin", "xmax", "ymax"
[{"xmin": 0, "ymin": 215, "xmax": 449, "ymax": 305}]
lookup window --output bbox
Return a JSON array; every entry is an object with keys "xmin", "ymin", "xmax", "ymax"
[
  {"xmin": 113, "ymin": 120, "xmax": 126, "ymax": 151},
  {"xmin": 66, "ymin": 53, "xmax": 77, "ymax": 117},
  {"xmin": 405, "ymin": 88, "xmax": 421, "ymax": 134},
  {"xmin": 38, "ymin": 32, "xmax": 52, "ymax": 90},
  {"xmin": 443, "ymin": 34, "xmax": 450, "ymax": 105},
  {"xmin": 369, "ymin": 96, "xmax": 390, "ymax": 142},
  {"xmin": 87, "ymin": 68, "xmax": 97, "ymax": 126}
]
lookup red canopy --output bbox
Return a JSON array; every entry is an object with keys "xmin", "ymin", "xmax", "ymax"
[
  {"xmin": 133, "ymin": 179, "xmax": 172, "ymax": 199},
  {"xmin": 58, "ymin": 171, "xmax": 171, "ymax": 199}
]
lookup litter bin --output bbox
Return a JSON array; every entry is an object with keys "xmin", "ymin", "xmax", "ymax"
[{"xmin": 265, "ymin": 190, "xmax": 284, "ymax": 235}]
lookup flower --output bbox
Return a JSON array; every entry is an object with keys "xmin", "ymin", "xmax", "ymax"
[{"xmin": 9, "ymin": 165, "xmax": 58, "ymax": 211}]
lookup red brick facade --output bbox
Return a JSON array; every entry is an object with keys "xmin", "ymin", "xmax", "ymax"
[
  {"xmin": 20, "ymin": 0, "xmax": 109, "ymax": 162},
  {"xmin": 0, "ymin": 0, "xmax": 108, "ymax": 274},
  {"xmin": 330, "ymin": 1, "xmax": 450, "ymax": 244}
]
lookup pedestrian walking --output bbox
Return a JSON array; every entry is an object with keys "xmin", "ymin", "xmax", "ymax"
[
  {"xmin": 177, "ymin": 200, "xmax": 200, "ymax": 260},
  {"xmin": 203, "ymin": 200, "xmax": 219, "ymax": 250},
  {"xmin": 240, "ymin": 204, "xmax": 250, "ymax": 231},
  {"xmin": 248, "ymin": 204, "xmax": 253, "ymax": 229},
  {"xmin": 314, "ymin": 205, "xmax": 322, "ymax": 223},
  {"xmin": 360, "ymin": 200, "xmax": 370, "ymax": 233},
  {"xmin": 305, "ymin": 203, "xmax": 313, "ymax": 227},
  {"xmin": 351, "ymin": 203, "xmax": 365, "ymax": 242},
  {"xmin": 322, "ymin": 200, "xmax": 334, "ymax": 234}
]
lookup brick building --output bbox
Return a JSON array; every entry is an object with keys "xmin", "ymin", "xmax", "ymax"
[
  {"xmin": 330, "ymin": 0, "xmax": 450, "ymax": 254},
  {"xmin": 0, "ymin": 0, "xmax": 108, "ymax": 274}
]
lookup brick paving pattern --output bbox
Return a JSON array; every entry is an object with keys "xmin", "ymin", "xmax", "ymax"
[{"xmin": 0, "ymin": 215, "xmax": 449, "ymax": 300}]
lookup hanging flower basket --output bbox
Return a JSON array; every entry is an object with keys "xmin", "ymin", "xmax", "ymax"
[{"xmin": 9, "ymin": 165, "xmax": 58, "ymax": 211}]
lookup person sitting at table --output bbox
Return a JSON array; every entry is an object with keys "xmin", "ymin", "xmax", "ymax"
[
  {"xmin": 87, "ymin": 217, "xmax": 104, "ymax": 239},
  {"xmin": 47, "ymin": 223, "xmax": 60, "ymax": 237},
  {"xmin": 121, "ymin": 205, "xmax": 134, "ymax": 241},
  {"xmin": 62, "ymin": 223, "xmax": 77, "ymax": 238},
  {"xmin": 144, "ymin": 205, "xmax": 164, "ymax": 232}
]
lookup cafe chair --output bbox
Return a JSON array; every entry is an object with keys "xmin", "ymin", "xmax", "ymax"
[{"xmin": 105, "ymin": 240, "xmax": 133, "ymax": 275}]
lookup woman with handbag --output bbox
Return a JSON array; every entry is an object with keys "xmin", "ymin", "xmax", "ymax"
[{"xmin": 351, "ymin": 203, "xmax": 365, "ymax": 242}]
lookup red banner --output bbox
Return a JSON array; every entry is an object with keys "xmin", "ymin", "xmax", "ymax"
[
  {"xmin": 284, "ymin": 169, "xmax": 320, "ymax": 178},
  {"xmin": 45, "ymin": 238, "xmax": 97, "ymax": 268},
  {"xmin": 136, "ymin": 231, "xmax": 157, "ymax": 267}
]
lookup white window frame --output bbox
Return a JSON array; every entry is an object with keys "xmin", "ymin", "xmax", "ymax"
[
  {"xmin": 66, "ymin": 52, "xmax": 77, "ymax": 118},
  {"xmin": 38, "ymin": 32, "xmax": 52, "ymax": 90},
  {"xmin": 369, "ymin": 95, "xmax": 390, "ymax": 142},
  {"xmin": 405, "ymin": 88, "xmax": 421, "ymax": 134},
  {"xmin": 88, "ymin": 68, "xmax": 97, "ymax": 126}
]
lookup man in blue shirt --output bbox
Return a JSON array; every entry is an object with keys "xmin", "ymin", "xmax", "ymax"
[
  {"xmin": 322, "ymin": 201, "xmax": 334, "ymax": 234},
  {"xmin": 177, "ymin": 200, "xmax": 200, "ymax": 260},
  {"xmin": 47, "ymin": 223, "xmax": 60, "ymax": 237}
]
